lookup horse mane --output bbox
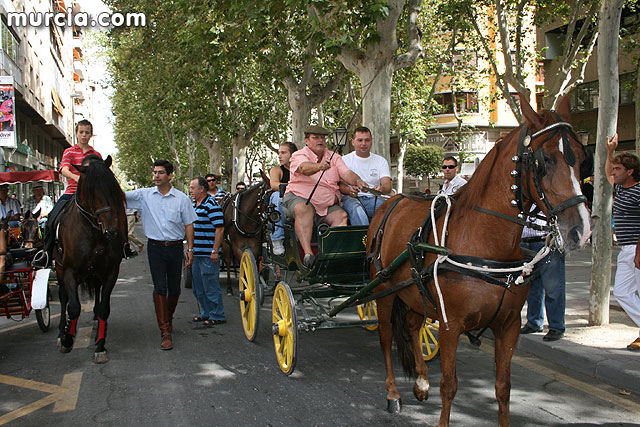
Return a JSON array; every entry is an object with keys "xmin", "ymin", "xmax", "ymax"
[
  {"xmin": 78, "ymin": 159, "xmax": 125, "ymax": 210},
  {"xmin": 452, "ymin": 128, "xmax": 518, "ymax": 216}
]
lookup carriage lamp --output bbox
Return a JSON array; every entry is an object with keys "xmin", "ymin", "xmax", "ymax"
[{"xmin": 332, "ymin": 127, "xmax": 348, "ymax": 148}]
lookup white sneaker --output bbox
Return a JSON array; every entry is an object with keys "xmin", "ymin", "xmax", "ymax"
[{"xmin": 273, "ymin": 240, "xmax": 285, "ymax": 256}]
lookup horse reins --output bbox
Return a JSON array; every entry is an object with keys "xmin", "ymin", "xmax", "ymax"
[{"xmin": 74, "ymin": 197, "xmax": 112, "ymax": 234}]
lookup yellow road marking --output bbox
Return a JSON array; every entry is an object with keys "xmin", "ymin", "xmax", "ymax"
[
  {"xmin": 54, "ymin": 372, "xmax": 83, "ymax": 413},
  {"xmin": 475, "ymin": 340, "xmax": 640, "ymax": 414},
  {"xmin": 0, "ymin": 372, "xmax": 83, "ymax": 424}
]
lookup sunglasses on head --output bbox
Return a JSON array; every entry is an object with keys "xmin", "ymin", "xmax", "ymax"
[{"xmin": 442, "ymin": 165, "xmax": 456, "ymax": 169}]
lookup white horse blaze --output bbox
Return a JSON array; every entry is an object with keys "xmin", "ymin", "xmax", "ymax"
[
  {"xmin": 416, "ymin": 377, "xmax": 430, "ymax": 391},
  {"xmin": 558, "ymin": 138, "xmax": 592, "ymax": 247}
]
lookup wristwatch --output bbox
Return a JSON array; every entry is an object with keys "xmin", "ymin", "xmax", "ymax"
[{"xmin": 187, "ymin": 248, "xmax": 194, "ymax": 252}]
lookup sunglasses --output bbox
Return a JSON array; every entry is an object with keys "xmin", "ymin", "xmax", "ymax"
[
  {"xmin": 207, "ymin": 179, "xmax": 216, "ymax": 182},
  {"xmin": 442, "ymin": 165, "xmax": 456, "ymax": 169}
]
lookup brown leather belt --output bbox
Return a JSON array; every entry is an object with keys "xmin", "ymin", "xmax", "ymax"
[{"xmin": 148, "ymin": 239, "xmax": 183, "ymax": 246}]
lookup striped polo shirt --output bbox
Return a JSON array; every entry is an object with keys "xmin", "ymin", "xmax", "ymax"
[
  {"xmin": 192, "ymin": 194, "xmax": 224, "ymax": 256},
  {"xmin": 613, "ymin": 183, "xmax": 640, "ymax": 246},
  {"xmin": 59, "ymin": 145, "xmax": 102, "ymax": 194}
]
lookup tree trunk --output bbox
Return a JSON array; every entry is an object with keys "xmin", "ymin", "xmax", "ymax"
[
  {"xmin": 635, "ymin": 61, "xmax": 640, "ymax": 155},
  {"xmin": 396, "ymin": 136, "xmax": 406, "ymax": 193},
  {"xmin": 286, "ymin": 81, "xmax": 312, "ymax": 148},
  {"xmin": 232, "ymin": 133, "xmax": 250, "ymax": 190},
  {"xmin": 359, "ymin": 62, "xmax": 394, "ymax": 161},
  {"xmin": 589, "ymin": 0, "xmax": 624, "ymax": 326}
]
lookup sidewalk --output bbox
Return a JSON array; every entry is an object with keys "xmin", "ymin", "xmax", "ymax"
[{"xmin": 514, "ymin": 245, "xmax": 640, "ymax": 394}]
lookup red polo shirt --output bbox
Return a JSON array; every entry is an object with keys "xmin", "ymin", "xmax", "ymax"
[{"xmin": 59, "ymin": 144, "xmax": 102, "ymax": 194}]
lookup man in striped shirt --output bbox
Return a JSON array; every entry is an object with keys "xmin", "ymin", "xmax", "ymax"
[
  {"xmin": 188, "ymin": 176, "xmax": 225, "ymax": 326},
  {"xmin": 607, "ymin": 134, "xmax": 640, "ymax": 351}
]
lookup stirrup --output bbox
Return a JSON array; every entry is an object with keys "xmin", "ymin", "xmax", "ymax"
[{"xmin": 31, "ymin": 250, "xmax": 49, "ymax": 269}]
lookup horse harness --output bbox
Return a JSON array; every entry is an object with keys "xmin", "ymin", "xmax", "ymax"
[
  {"xmin": 223, "ymin": 184, "xmax": 265, "ymax": 239},
  {"xmin": 74, "ymin": 195, "xmax": 113, "ymax": 234},
  {"xmin": 366, "ymin": 119, "xmax": 590, "ymax": 343}
]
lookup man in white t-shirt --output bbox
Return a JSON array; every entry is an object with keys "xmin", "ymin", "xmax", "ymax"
[
  {"xmin": 340, "ymin": 126, "xmax": 392, "ymax": 225},
  {"xmin": 439, "ymin": 155, "xmax": 467, "ymax": 196}
]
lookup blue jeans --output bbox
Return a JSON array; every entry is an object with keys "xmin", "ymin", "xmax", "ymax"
[
  {"xmin": 521, "ymin": 241, "xmax": 566, "ymax": 333},
  {"xmin": 270, "ymin": 191, "xmax": 285, "ymax": 241},
  {"xmin": 342, "ymin": 195, "xmax": 384, "ymax": 226},
  {"xmin": 191, "ymin": 256, "xmax": 225, "ymax": 321}
]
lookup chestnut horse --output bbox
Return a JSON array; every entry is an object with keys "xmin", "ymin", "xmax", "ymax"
[
  {"xmin": 367, "ymin": 95, "xmax": 591, "ymax": 426},
  {"xmin": 55, "ymin": 155, "xmax": 127, "ymax": 363},
  {"xmin": 221, "ymin": 176, "xmax": 269, "ymax": 293}
]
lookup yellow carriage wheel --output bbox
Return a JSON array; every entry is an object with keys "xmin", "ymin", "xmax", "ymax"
[
  {"xmin": 357, "ymin": 301, "xmax": 378, "ymax": 331},
  {"xmin": 420, "ymin": 317, "xmax": 440, "ymax": 361},
  {"xmin": 272, "ymin": 282, "xmax": 297, "ymax": 376},
  {"xmin": 239, "ymin": 250, "xmax": 262, "ymax": 342}
]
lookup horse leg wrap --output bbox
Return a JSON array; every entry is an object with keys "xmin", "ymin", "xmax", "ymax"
[
  {"xmin": 68, "ymin": 318, "xmax": 79, "ymax": 337},
  {"xmin": 95, "ymin": 317, "xmax": 108, "ymax": 345}
]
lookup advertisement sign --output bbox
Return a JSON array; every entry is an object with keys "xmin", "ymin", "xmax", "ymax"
[{"xmin": 0, "ymin": 76, "xmax": 16, "ymax": 148}]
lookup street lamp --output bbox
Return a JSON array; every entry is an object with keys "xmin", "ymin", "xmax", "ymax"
[{"xmin": 332, "ymin": 127, "xmax": 348, "ymax": 149}]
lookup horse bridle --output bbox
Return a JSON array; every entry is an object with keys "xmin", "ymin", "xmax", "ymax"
[
  {"xmin": 510, "ymin": 118, "xmax": 592, "ymax": 225},
  {"xmin": 225, "ymin": 184, "xmax": 265, "ymax": 238},
  {"xmin": 75, "ymin": 197, "xmax": 112, "ymax": 234}
]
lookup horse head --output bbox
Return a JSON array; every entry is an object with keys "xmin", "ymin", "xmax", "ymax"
[
  {"xmin": 72, "ymin": 154, "xmax": 126, "ymax": 239},
  {"xmin": 516, "ymin": 94, "xmax": 591, "ymax": 250},
  {"xmin": 21, "ymin": 209, "xmax": 42, "ymax": 248}
]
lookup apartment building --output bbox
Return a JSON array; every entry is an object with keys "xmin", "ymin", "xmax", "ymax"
[
  {"xmin": 0, "ymin": 0, "xmax": 93, "ymax": 199},
  {"xmin": 539, "ymin": 7, "xmax": 638, "ymax": 152}
]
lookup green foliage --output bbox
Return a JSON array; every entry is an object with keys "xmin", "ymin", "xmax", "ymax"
[{"xmin": 404, "ymin": 144, "xmax": 444, "ymax": 178}]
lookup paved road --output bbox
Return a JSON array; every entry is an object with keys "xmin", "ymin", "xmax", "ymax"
[{"xmin": 1, "ymin": 237, "xmax": 639, "ymax": 426}]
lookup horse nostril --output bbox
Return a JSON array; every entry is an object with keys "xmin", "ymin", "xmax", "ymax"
[{"xmin": 568, "ymin": 225, "xmax": 582, "ymax": 246}]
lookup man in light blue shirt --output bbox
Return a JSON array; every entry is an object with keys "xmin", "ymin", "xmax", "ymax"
[{"xmin": 126, "ymin": 159, "xmax": 197, "ymax": 351}]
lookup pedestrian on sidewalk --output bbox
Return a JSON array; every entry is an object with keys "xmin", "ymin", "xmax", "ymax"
[
  {"xmin": 125, "ymin": 160, "xmax": 197, "ymax": 351},
  {"xmin": 188, "ymin": 177, "xmax": 225, "ymax": 327},
  {"xmin": 126, "ymin": 208, "xmax": 144, "ymax": 254},
  {"xmin": 519, "ymin": 207, "xmax": 566, "ymax": 342},
  {"xmin": 606, "ymin": 134, "xmax": 640, "ymax": 351}
]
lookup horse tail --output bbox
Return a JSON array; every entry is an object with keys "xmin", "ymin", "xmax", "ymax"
[{"xmin": 391, "ymin": 296, "xmax": 417, "ymax": 379}]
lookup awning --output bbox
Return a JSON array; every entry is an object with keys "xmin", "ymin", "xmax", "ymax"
[
  {"xmin": 0, "ymin": 170, "xmax": 60, "ymax": 184},
  {"xmin": 51, "ymin": 88, "xmax": 64, "ymax": 116}
]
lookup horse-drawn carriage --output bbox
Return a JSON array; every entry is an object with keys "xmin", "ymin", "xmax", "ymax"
[
  {"xmin": 229, "ymin": 180, "xmax": 442, "ymax": 376},
  {"xmin": 228, "ymin": 95, "xmax": 593, "ymax": 426},
  {"xmin": 0, "ymin": 170, "xmax": 59, "ymax": 332}
]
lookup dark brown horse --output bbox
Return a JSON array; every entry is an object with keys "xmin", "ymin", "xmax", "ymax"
[
  {"xmin": 55, "ymin": 155, "xmax": 127, "ymax": 363},
  {"xmin": 367, "ymin": 95, "xmax": 591, "ymax": 426},
  {"xmin": 221, "ymin": 175, "xmax": 269, "ymax": 293},
  {"xmin": 20, "ymin": 209, "xmax": 43, "ymax": 249}
]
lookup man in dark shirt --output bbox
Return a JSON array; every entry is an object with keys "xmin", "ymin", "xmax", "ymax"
[
  {"xmin": 606, "ymin": 134, "xmax": 640, "ymax": 351},
  {"xmin": 268, "ymin": 142, "xmax": 296, "ymax": 255}
]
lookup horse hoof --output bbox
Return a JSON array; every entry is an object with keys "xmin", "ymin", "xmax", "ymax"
[
  {"xmin": 386, "ymin": 398, "xmax": 402, "ymax": 414},
  {"xmin": 57, "ymin": 338, "xmax": 72, "ymax": 353},
  {"xmin": 413, "ymin": 388, "xmax": 429, "ymax": 402},
  {"xmin": 93, "ymin": 351, "xmax": 109, "ymax": 364}
]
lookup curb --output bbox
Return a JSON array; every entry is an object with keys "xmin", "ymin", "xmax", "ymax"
[{"xmin": 516, "ymin": 334, "xmax": 640, "ymax": 394}]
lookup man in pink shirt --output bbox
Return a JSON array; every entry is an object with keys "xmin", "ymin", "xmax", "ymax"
[{"xmin": 282, "ymin": 125, "xmax": 366, "ymax": 268}]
